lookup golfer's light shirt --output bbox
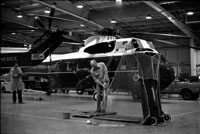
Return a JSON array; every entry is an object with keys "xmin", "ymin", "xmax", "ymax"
[{"xmin": 90, "ymin": 62, "xmax": 109, "ymax": 84}]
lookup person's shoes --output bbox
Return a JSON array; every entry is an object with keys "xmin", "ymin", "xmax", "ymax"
[
  {"xmin": 19, "ymin": 102, "xmax": 25, "ymax": 104},
  {"xmin": 13, "ymin": 102, "xmax": 16, "ymax": 104}
]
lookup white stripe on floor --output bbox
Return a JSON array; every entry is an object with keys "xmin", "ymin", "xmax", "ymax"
[
  {"xmin": 1, "ymin": 112, "xmax": 86, "ymax": 123},
  {"xmin": 172, "ymin": 110, "xmax": 200, "ymax": 117}
]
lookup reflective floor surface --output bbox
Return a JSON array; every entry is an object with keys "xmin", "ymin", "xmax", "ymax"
[{"xmin": 1, "ymin": 91, "xmax": 200, "ymax": 134}]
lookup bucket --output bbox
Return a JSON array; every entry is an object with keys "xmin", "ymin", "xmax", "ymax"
[{"xmin": 62, "ymin": 112, "xmax": 71, "ymax": 119}]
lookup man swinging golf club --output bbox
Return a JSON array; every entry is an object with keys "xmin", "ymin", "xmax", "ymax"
[{"xmin": 90, "ymin": 60, "xmax": 109, "ymax": 113}]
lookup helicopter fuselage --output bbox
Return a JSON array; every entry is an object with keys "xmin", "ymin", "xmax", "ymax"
[{"xmin": 33, "ymin": 36, "xmax": 175, "ymax": 92}]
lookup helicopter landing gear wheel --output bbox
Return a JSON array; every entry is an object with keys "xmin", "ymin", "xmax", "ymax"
[{"xmin": 93, "ymin": 91, "xmax": 103, "ymax": 101}]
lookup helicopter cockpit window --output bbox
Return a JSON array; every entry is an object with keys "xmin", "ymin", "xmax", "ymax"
[
  {"xmin": 131, "ymin": 39, "xmax": 139, "ymax": 48},
  {"xmin": 84, "ymin": 41, "xmax": 116, "ymax": 54}
]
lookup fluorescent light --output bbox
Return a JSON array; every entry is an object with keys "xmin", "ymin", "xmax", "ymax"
[
  {"xmin": 187, "ymin": 11, "xmax": 194, "ymax": 15},
  {"xmin": 80, "ymin": 24, "xmax": 85, "ymax": 27},
  {"xmin": 44, "ymin": 10, "xmax": 50, "ymax": 14},
  {"xmin": 146, "ymin": 16, "xmax": 152, "ymax": 19},
  {"xmin": 15, "ymin": 7, "xmax": 21, "ymax": 10},
  {"xmin": 17, "ymin": 15, "xmax": 23, "ymax": 18},
  {"xmin": 11, "ymin": 33, "xmax": 16, "ymax": 35},
  {"xmin": 110, "ymin": 20, "xmax": 117, "ymax": 24},
  {"xmin": 76, "ymin": 5, "xmax": 83, "ymax": 9},
  {"xmin": 116, "ymin": 0, "xmax": 122, "ymax": 5},
  {"xmin": 32, "ymin": 3, "xmax": 39, "ymax": 6},
  {"xmin": 159, "ymin": 1, "xmax": 180, "ymax": 5}
]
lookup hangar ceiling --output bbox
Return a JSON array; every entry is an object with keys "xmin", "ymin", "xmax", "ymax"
[{"xmin": 1, "ymin": 0, "xmax": 200, "ymax": 52}]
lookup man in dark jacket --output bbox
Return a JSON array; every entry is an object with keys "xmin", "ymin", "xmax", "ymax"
[{"xmin": 10, "ymin": 62, "xmax": 24, "ymax": 104}]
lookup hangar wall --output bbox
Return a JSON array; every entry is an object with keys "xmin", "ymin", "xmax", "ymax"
[
  {"xmin": 197, "ymin": 50, "xmax": 200, "ymax": 76},
  {"xmin": 191, "ymin": 48, "xmax": 200, "ymax": 76}
]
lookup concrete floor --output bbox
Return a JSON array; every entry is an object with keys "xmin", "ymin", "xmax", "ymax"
[{"xmin": 1, "ymin": 91, "xmax": 200, "ymax": 134}]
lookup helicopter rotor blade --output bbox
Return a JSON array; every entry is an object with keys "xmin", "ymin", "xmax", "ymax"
[
  {"xmin": 154, "ymin": 39, "xmax": 200, "ymax": 50},
  {"xmin": 62, "ymin": 42, "xmax": 84, "ymax": 46},
  {"xmin": 132, "ymin": 32, "xmax": 189, "ymax": 38},
  {"xmin": 154, "ymin": 39, "xmax": 180, "ymax": 46},
  {"xmin": 48, "ymin": 2, "xmax": 56, "ymax": 30}
]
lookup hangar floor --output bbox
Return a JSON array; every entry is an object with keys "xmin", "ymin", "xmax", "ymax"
[{"xmin": 1, "ymin": 91, "xmax": 200, "ymax": 134}]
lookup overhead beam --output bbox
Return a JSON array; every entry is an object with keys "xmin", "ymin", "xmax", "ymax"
[
  {"xmin": 2, "ymin": 35, "xmax": 27, "ymax": 44},
  {"xmin": 144, "ymin": 1, "xmax": 199, "ymax": 42},
  {"xmin": 186, "ymin": 20, "xmax": 200, "ymax": 24},
  {"xmin": 1, "ymin": 18, "xmax": 39, "ymax": 30},
  {"xmin": 118, "ymin": 21, "xmax": 174, "ymax": 29},
  {"xmin": 27, "ymin": 14, "xmax": 81, "ymax": 23},
  {"xmin": 33, "ymin": 0, "xmax": 104, "ymax": 29},
  {"xmin": 23, "ymin": 5, "xmax": 46, "ymax": 13},
  {"xmin": 159, "ymin": 1, "xmax": 200, "ymax": 12},
  {"xmin": 117, "ymin": 17, "xmax": 169, "ymax": 25}
]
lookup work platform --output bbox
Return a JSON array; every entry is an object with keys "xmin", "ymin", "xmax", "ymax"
[
  {"xmin": 94, "ymin": 115, "xmax": 142, "ymax": 123},
  {"xmin": 73, "ymin": 110, "xmax": 142, "ymax": 123}
]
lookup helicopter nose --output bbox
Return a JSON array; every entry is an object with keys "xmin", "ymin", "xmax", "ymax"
[{"xmin": 159, "ymin": 64, "xmax": 175, "ymax": 90}]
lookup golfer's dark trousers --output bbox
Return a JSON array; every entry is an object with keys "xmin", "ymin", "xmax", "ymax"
[{"xmin": 13, "ymin": 90, "xmax": 23, "ymax": 103}]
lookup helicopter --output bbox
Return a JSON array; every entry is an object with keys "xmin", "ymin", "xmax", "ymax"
[{"xmin": 28, "ymin": 28, "xmax": 175, "ymax": 98}]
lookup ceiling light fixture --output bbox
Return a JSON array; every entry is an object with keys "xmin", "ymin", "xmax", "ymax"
[
  {"xmin": 110, "ymin": 19, "xmax": 117, "ymax": 24},
  {"xmin": 44, "ymin": 10, "xmax": 50, "ymax": 14},
  {"xmin": 80, "ymin": 24, "xmax": 85, "ymax": 27},
  {"xmin": 186, "ymin": 11, "xmax": 194, "ymax": 15},
  {"xmin": 15, "ymin": 7, "xmax": 21, "ymax": 10},
  {"xmin": 32, "ymin": 3, "xmax": 39, "ymax": 6},
  {"xmin": 146, "ymin": 15, "xmax": 152, "ymax": 19},
  {"xmin": 11, "ymin": 32, "xmax": 16, "ymax": 35},
  {"xmin": 76, "ymin": 5, "xmax": 83, "ymax": 9},
  {"xmin": 116, "ymin": 0, "xmax": 122, "ymax": 5},
  {"xmin": 17, "ymin": 14, "xmax": 23, "ymax": 18}
]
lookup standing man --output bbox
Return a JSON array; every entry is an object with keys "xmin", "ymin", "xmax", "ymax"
[
  {"xmin": 46, "ymin": 75, "xmax": 55, "ymax": 95},
  {"xmin": 90, "ymin": 60, "xmax": 109, "ymax": 113},
  {"xmin": 10, "ymin": 61, "xmax": 24, "ymax": 104}
]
